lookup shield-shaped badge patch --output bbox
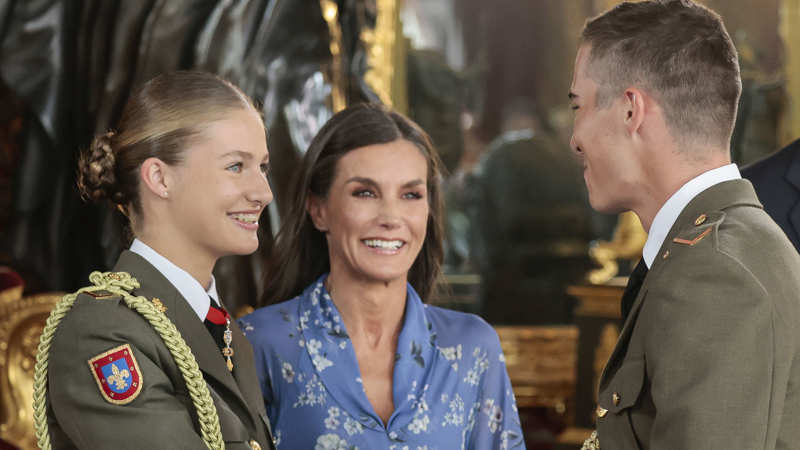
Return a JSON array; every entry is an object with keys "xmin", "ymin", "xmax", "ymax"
[{"xmin": 87, "ymin": 343, "xmax": 143, "ymax": 405}]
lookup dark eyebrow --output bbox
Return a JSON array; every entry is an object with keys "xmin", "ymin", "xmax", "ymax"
[
  {"xmin": 345, "ymin": 177, "xmax": 426, "ymax": 189},
  {"xmin": 402, "ymin": 179, "xmax": 425, "ymax": 188},
  {"xmin": 346, "ymin": 176, "xmax": 378, "ymax": 187}
]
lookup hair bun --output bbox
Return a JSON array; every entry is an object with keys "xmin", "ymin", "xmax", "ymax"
[{"xmin": 77, "ymin": 131, "xmax": 124, "ymax": 204}]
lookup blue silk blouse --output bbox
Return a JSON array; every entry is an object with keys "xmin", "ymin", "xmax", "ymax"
[{"xmin": 240, "ymin": 275, "xmax": 525, "ymax": 449}]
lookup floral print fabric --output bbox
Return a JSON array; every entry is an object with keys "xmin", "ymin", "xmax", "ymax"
[{"xmin": 240, "ymin": 275, "xmax": 525, "ymax": 449}]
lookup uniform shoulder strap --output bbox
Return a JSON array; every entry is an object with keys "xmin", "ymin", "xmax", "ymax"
[{"xmin": 32, "ymin": 271, "xmax": 225, "ymax": 450}]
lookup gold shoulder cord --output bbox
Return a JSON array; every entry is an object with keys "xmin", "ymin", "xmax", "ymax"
[
  {"xmin": 582, "ymin": 430, "xmax": 600, "ymax": 450},
  {"xmin": 31, "ymin": 271, "xmax": 224, "ymax": 450}
]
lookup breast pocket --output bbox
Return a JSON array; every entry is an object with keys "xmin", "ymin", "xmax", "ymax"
[
  {"xmin": 601, "ymin": 358, "xmax": 646, "ymax": 414},
  {"xmin": 597, "ymin": 358, "xmax": 647, "ymax": 449}
]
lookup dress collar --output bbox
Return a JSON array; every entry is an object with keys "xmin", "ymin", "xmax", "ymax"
[
  {"xmin": 642, "ymin": 164, "xmax": 740, "ymax": 268},
  {"xmin": 129, "ymin": 238, "xmax": 219, "ymax": 320},
  {"xmin": 298, "ymin": 274, "xmax": 435, "ymax": 432}
]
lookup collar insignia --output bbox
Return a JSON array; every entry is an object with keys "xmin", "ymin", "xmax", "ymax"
[{"xmin": 672, "ymin": 227, "xmax": 711, "ymax": 246}]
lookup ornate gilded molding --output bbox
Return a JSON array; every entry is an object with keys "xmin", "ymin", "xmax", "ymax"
[
  {"xmin": 0, "ymin": 291, "xmax": 61, "ymax": 449},
  {"xmin": 320, "ymin": 0, "xmax": 346, "ymax": 112},
  {"xmin": 569, "ymin": 284, "xmax": 625, "ymax": 319},
  {"xmin": 496, "ymin": 326, "xmax": 578, "ymax": 415},
  {"xmin": 361, "ymin": 0, "xmax": 407, "ymax": 113}
]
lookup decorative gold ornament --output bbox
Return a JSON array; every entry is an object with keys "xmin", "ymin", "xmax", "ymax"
[
  {"xmin": 361, "ymin": 0, "xmax": 407, "ymax": 113},
  {"xmin": 151, "ymin": 297, "xmax": 167, "ymax": 313},
  {"xmin": 694, "ymin": 214, "xmax": 707, "ymax": 226},
  {"xmin": 320, "ymin": 0, "xmax": 346, "ymax": 112},
  {"xmin": 588, "ymin": 212, "xmax": 647, "ymax": 285},
  {"xmin": 581, "ymin": 430, "xmax": 601, "ymax": 450},
  {"xmin": 223, "ymin": 317, "xmax": 234, "ymax": 372}
]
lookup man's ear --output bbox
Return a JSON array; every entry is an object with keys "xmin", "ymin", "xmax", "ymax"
[
  {"xmin": 624, "ymin": 87, "xmax": 646, "ymax": 136},
  {"xmin": 140, "ymin": 157, "xmax": 171, "ymax": 199},
  {"xmin": 306, "ymin": 194, "xmax": 329, "ymax": 232}
]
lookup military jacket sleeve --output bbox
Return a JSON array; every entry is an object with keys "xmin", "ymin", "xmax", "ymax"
[{"xmin": 47, "ymin": 293, "xmax": 212, "ymax": 449}]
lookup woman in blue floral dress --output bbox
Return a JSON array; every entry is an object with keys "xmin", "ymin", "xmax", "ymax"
[{"xmin": 240, "ymin": 103, "xmax": 525, "ymax": 449}]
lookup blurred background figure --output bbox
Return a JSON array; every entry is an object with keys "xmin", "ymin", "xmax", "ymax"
[{"xmin": 468, "ymin": 98, "xmax": 593, "ymax": 325}]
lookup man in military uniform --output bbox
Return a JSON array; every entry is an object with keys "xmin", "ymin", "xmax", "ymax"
[
  {"xmin": 43, "ymin": 248, "xmax": 275, "ymax": 450},
  {"xmin": 569, "ymin": 1, "xmax": 800, "ymax": 448}
]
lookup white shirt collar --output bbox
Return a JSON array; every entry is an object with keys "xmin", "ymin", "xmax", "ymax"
[
  {"xmin": 642, "ymin": 163, "xmax": 741, "ymax": 268},
  {"xmin": 129, "ymin": 238, "xmax": 219, "ymax": 320}
]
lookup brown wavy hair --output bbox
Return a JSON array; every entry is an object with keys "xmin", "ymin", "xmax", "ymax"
[{"xmin": 260, "ymin": 103, "xmax": 445, "ymax": 305}]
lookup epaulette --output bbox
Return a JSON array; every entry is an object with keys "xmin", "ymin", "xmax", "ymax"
[
  {"xmin": 672, "ymin": 211, "xmax": 724, "ymax": 247},
  {"xmin": 75, "ymin": 272, "xmax": 137, "ymax": 300},
  {"xmin": 83, "ymin": 289, "xmax": 119, "ymax": 299}
]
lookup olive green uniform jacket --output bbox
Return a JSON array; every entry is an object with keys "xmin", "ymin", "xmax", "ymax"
[
  {"xmin": 46, "ymin": 251, "xmax": 274, "ymax": 449},
  {"xmin": 597, "ymin": 179, "xmax": 800, "ymax": 449}
]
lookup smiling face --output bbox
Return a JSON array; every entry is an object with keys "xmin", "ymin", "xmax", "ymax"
[
  {"xmin": 569, "ymin": 44, "xmax": 640, "ymax": 214},
  {"xmin": 309, "ymin": 139, "xmax": 429, "ymax": 286},
  {"xmin": 166, "ymin": 108, "xmax": 272, "ymax": 260}
]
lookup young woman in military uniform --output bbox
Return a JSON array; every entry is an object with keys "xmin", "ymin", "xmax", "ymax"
[{"xmin": 33, "ymin": 71, "xmax": 275, "ymax": 450}]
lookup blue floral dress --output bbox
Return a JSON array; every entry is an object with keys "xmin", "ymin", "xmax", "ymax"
[{"xmin": 240, "ymin": 275, "xmax": 525, "ymax": 449}]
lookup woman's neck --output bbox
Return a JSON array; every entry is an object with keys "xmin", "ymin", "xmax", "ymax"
[
  {"xmin": 326, "ymin": 272, "xmax": 407, "ymax": 351},
  {"xmin": 135, "ymin": 231, "xmax": 216, "ymax": 290}
]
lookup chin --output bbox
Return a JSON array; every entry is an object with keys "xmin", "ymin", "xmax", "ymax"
[
  {"xmin": 359, "ymin": 267, "xmax": 411, "ymax": 285},
  {"xmin": 590, "ymin": 198, "xmax": 625, "ymax": 215},
  {"xmin": 222, "ymin": 239, "xmax": 260, "ymax": 256}
]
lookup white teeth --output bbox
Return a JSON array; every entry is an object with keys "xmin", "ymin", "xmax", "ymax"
[
  {"xmin": 230, "ymin": 213, "xmax": 259, "ymax": 224},
  {"xmin": 363, "ymin": 239, "xmax": 404, "ymax": 250}
]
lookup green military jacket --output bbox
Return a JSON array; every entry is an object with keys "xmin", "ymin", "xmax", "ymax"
[
  {"xmin": 596, "ymin": 179, "xmax": 800, "ymax": 449},
  {"xmin": 45, "ymin": 251, "xmax": 275, "ymax": 449}
]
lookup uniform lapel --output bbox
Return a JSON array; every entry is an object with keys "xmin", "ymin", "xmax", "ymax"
[
  {"xmin": 113, "ymin": 251, "xmax": 258, "ymax": 431},
  {"xmin": 599, "ymin": 179, "xmax": 763, "ymax": 387},
  {"xmin": 598, "ymin": 269, "xmax": 652, "ymax": 386}
]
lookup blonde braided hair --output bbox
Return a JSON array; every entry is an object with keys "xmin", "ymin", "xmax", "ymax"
[{"xmin": 32, "ymin": 271, "xmax": 224, "ymax": 450}]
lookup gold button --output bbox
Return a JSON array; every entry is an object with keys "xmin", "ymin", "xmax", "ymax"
[
  {"xmin": 613, "ymin": 392, "xmax": 621, "ymax": 406},
  {"xmin": 249, "ymin": 440, "xmax": 261, "ymax": 450},
  {"xmin": 595, "ymin": 405, "xmax": 608, "ymax": 418},
  {"xmin": 694, "ymin": 214, "xmax": 707, "ymax": 226},
  {"xmin": 663, "ymin": 249, "xmax": 670, "ymax": 259}
]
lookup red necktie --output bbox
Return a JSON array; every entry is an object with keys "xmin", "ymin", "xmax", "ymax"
[
  {"xmin": 204, "ymin": 301, "xmax": 230, "ymax": 351},
  {"xmin": 205, "ymin": 303, "xmax": 230, "ymax": 325}
]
